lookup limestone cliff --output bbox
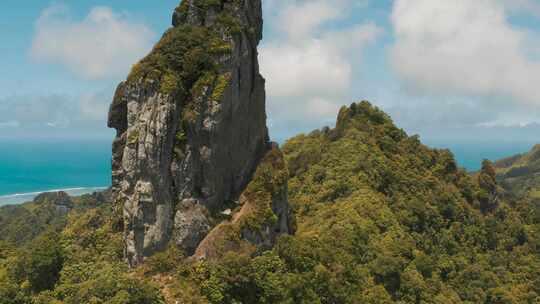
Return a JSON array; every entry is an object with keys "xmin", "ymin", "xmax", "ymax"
[{"xmin": 108, "ymin": 0, "xmax": 290, "ymax": 267}]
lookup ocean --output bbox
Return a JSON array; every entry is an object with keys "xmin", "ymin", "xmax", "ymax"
[
  {"xmin": 0, "ymin": 139, "xmax": 112, "ymax": 206},
  {"xmin": 425, "ymin": 140, "xmax": 537, "ymax": 171},
  {"xmin": 0, "ymin": 138, "xmax": 537, "ymax": 206}
]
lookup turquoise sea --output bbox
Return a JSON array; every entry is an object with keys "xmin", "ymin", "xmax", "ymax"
[
  {"xmin": 0, "ymin": 139, "xmax": 113, "ymax": 206},
  {"xmin": 0, "ymin": 138, "xmax": 537, "ymax": 206},
  {"xmin": 425, "ymin": 140, "xmax": 537, "ymax": 171}
]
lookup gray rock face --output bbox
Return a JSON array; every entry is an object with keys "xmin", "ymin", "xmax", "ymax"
[
  {"xmin": 108, "ymin": 0, "xmax": 270, "ymax": 267},
  {"xmin": 173, "ymin": 199, "xmax": 211, "ymax": 255},
  {"xmin": 34, "ymin": 191, "xmax": 73, "ymax": 214},
  {"xmin": 242, "ymin": 186, "xmax": 291, "ymax": 250},
  {"xmin": 192, "ymin": 145, "xmax": 294, "ymax": 261}
]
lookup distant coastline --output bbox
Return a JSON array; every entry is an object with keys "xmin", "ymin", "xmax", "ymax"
[
  {"xmin": 0, "ymin": 186, "xmax": 108, "ymax": 207},
  {"xmin": 0, "ymin": 138, "xmax": 113, "ymax": 207}
]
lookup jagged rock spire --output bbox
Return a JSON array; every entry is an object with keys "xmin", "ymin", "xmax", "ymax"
[{"xmin": 108, "ymin": 0, "xmax": 279, "ymax": 267}]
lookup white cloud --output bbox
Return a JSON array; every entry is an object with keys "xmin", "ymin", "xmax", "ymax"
[
  {"xmin": 261, "ymin": 41, "xmax": 350, "ymax": 99},
  {"xmin": 276, "ymin": 1, "xmax": 341, "ymax": 40},
  {"xmin": 31, "ymin": 4, "xmax": 155, "ymax": 79},
  {"xmin": 261, "ymin": 23, "xmax": 380, "ymax": 99},
  {"xmin": 260, "ymin": 0, "xmax": 382, "ymax": 137},
  {"xmin": 390, "ymin": 0, "xmax": 540, "ymax": 104}
]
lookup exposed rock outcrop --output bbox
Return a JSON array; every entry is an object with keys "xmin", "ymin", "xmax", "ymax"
[
  {"xmin": 34, "ymin": 191, "xmax": 73, "ymax": 214},
  {"xmin": 108, "ymin": 0, "xmax": 290, "ymax": 267},
  {"xmin": 193, "ymin": 146, "xmax": 293, "ymax": 261}
]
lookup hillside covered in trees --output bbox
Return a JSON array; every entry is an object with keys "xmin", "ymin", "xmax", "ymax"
[
  {"xmin": 1, "ymin": 0, "xmax": 539, "ymax": 303},
  {"xmin": 1, "ymin": 101, "xmax": 539, "ymax": 303},
  {"xmin": 495, "ymin": 144, "xmax": 540, "ymax": 201}
]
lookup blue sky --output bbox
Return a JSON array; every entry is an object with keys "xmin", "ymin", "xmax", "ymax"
[
  {"xmin": 1, "ymin": 1, "xmax": 175, "ymax": 93},
  {"xmin": 1, "ymin": 0, "xmax": 539, "ymax": 145}
]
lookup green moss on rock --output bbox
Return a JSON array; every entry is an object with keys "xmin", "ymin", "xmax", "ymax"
[
  {"xmin": 160, "ymin": 71, "xmax": 183, "ymax": 95},
  {"xmin": 126, "ymin": 1, "xmax": 240, "ymax": 97},
  {"xmin": 191, "ymin": 71, "xmax": 217, "ymax": 99},
  {"xmin": 174, "ymin": 128, "xmax": 188, "ymax": 160},
  {"xmin": 239, "ymin": 147, "xmax": 288, "ymax": 233},
  {"xmin": 127, "ymin": 25, "xmax": 215, "ymax": 95},
  {"xmin": 127, "ymin": 129, "xmax": 139, "ymax": 145},
  {"xmin": 182, "ymin": 103, "xmax": 199, "ymax": 124},
  {"xmin": 215, "ymin": 11, "xmax": 243, "ymax": 34},
  {"xmin": 209, "ymin": 38, "xmax": 233, "ymax": 56},
  {"xmin": 210, "ymin": 72, "xmax": 231, "ymax": 103}
]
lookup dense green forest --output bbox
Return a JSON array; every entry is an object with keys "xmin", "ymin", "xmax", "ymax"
[
  {"xmin": 2, "ymin": 0, "xmax": 538, "ymax": 302},
  {"xmin": 495, "ymin": 144, "xmax": 540, "ymax": 200},
  {"xmin": 1, "ymin": 101, "xmax": 539, "ymax": 303}
]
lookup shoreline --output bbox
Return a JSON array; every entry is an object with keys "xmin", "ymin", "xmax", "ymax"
[{"xmin": 0, "ymin": 186, "xmax": 109, "ymax": 207}]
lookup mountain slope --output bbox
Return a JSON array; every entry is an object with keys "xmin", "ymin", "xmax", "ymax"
[
  {"xmin": 495, "ymin": 144, "xmax": 540, "ymax": 199},
  {"xmin": 1, "ymin": 101, "xmax": 539, "ymax": 303},
  {"xmin": 278, "ymin": 101, "xmax": 539, "ymax": 303},
  {"xmin": 0, "ymin": 191, "xmax": 110, "ymax": 246}
]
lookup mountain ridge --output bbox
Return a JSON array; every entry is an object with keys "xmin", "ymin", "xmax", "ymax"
[
  {"xmin": 0, "ymin": 100, "xmax": 539, "ymax": 303},
  {"xmin": 0, "ymin": 1, "xmax": 538, "ymax": 303},
  {"xmin": 495, "ymin": 144, "xmax": 540, "ymax": 200}
]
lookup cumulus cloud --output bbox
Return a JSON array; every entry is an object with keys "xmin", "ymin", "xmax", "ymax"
[
  {"xmin": 390, "ymin": 0, "xmax": 540, "ymax": 104},
  {"xmin": 260, "ymin": 0, "xmax": 383, "ymax": 139},
  {"xmin": 276, "ymin": 1, "xmax": 341, "ymax": 40},
  {"xmin": 262, "ymin": 43, "xmax": 349, "ymax": 99},
  {"xmin": 31, "ymin": 4, "xmax": 155, "ymax": 79}
]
